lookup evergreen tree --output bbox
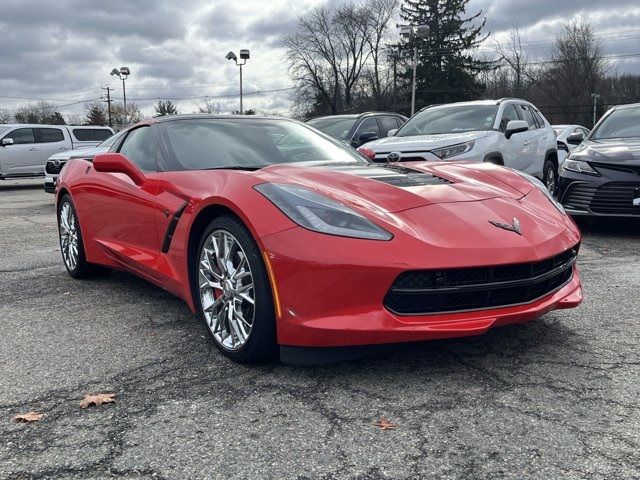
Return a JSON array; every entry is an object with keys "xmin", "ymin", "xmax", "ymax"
[
  {"xmin": 400, "ymin": 0, "xmax": 491, "ymax": 108},
  {"xmin": 85, "ymin": 102, "xmax": 108, "ymax": 125},
  {"xmin": 154, "ymin": 100, "xmax": 179, "ymax": 116}
]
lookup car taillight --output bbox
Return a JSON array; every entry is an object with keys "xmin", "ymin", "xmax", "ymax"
[{"xmin": 357, "ymin": 146, "xmax": 376, "ymax": 160}]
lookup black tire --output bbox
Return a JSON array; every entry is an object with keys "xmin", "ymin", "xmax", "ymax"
[
  {"xmin": 543, "ymin": 159, "xmax": 559, "ymax": 198},
  {"xmin": 57, "ymin": 194, "xmax": 104, "ymax": 279},
  {"xmin": 484, "ymin": 157, "xmax": 502, "ymax": 165},
  {"xmin": 194, "ymin": 215, "xmax": 277, "ymax": 363}
]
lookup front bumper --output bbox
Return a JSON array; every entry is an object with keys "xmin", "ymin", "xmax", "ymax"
[
  {"xmin": 559, "ymin": 166, "xmax": 640, "ymax": 217},
  {"xmin": 44, "ymin": 174, "xmax": 57, "ymax": 194},
  {"xmin": 260, "ymin": 220, "xmax": 582, "ymax": 349}
]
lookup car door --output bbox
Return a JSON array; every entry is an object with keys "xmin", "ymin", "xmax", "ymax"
[
  {"xmin": 517, "ymin": 104, "xmax": 542, "ymax": 175},
  {"xmin": 38, "ymin": 127, "xmax": 70, "ymax": 165},
  {"xmin": 78, "ymin": 125, "xmax": 161, "ymax": 279},
  {"xmin": 498, "ymin": 103, "xmax": 529, "ymax": 172},
  {"xmin": 0, "ymin": 128, "xmax": 42, "ymax": 176}
]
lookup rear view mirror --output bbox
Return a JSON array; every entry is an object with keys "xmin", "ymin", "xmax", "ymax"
[
  {"xmin": 387, "ymin": 128, "xmax": 398, "ymax": 137},
  {"xmin": 93, "ymin": 153, "xmax": 145, "ymax": 186},
  {"xmin": 566, "ymin": 132, "xmax": 585, "ymax": 145},
  {"xmin": 1, "ymin": 138, "xmax": 14, "ymax": 146},
  {"xmin": 505, "ymin": 120, "xmax": 529, "ymax": 139}
]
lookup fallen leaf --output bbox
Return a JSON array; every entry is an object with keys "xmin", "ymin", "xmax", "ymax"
[
  {"xmin": 373, "ymin": 418, "xmax": 396, "ymax": 430},
  {"xmin": 80, "ymin": 393, "xmax": 116, "ymax": 409},
  {"xmin": 14, "ymin": 412, "xmax": 44, "ymax": 423}
]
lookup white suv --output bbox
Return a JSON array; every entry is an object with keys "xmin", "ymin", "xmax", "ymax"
[{"xmin": 358, "ymin": 99, "xmax": 559, "ymax": 195}]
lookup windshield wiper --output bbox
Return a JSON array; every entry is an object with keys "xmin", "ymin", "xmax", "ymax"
[{"xmin": 203, "ymin": 165, "xmax": 264, "ymax": 171}]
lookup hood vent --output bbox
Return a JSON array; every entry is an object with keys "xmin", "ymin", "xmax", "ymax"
[{"xmin": 372, "ymin": 164, "xmax": 453, "ymax": 187}]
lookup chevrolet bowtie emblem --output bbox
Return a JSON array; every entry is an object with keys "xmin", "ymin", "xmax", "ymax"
[{"xmin": 489, "ymin": 217, "xmax": 522, "ymax": 235}]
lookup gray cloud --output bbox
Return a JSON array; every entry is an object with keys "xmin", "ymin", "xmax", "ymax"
[{"xmin": 0, "ymin": 0, "xmax": 638, "ymax": 119}]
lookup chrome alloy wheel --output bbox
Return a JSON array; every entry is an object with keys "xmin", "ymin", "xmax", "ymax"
[
  {"xmin": 198, "ymin": 229, "xmax": 255, "ymax": 350},
  {"xmin": 59, "ymin": 202, "xmax": 79, "ymax": 271}
]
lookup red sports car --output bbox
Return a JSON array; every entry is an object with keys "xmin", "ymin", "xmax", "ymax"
[{"xmin": 56, "ymin": 115, "xmax": 583, "ymax": 363}]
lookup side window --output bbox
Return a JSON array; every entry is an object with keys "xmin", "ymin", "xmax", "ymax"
[
  {"xmin": 118, "ymin": 126, "xmax": 156, "ymax": 172},
  {"xmin": 579, "ymin": 127, "xmax": 590, "ymax": 138},
  {"xmin": 39, "ymin": 128, "xmax": 65, "ymax": 143},
  {"xmin": 532, "ymin": 109, "xmax": 545, "ymax": 128},
  {"xmin": 73, "ymin": 128, "xmax": 113, "ymax": 142},
  {"xmin": 5, "ymin": 128, "xmax": 36, "ymax": 145},
  {"xmin": 519, "ymin": 105, "xmax": 537, "ymax": 129},
  {"xmin": 395, "ymin": 117, "xmax": 405, "ymax": 128},
  {"xmin": 354, "ymin": 117, "xmax": 381, "ymax": 139},
  {"xmin": 379, "ymin": 116, "xmax": 400, "ymax": 137},
  {"xmin": 499, "ymin": 104, "xmax": 520, "ymax": 132}
]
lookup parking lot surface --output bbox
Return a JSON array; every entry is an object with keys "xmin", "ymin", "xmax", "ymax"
[{"xmin": 0, "ymin": 181, "xmax": 638, "ymax": 480}]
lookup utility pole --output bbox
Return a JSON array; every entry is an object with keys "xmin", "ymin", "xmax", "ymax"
[
  {"xmin": 101, "ymin": 86, "xmax": 114, "ymax": 127},
  {"xmin": 591, "ymin": 93, "xmax": 600, "ymax": 128},
  {"xmin": 398, "ymin": 24, "xmax": 430, "ymax": 116}
]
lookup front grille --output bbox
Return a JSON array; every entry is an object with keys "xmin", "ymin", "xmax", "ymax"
[
  {"xmin": 45, "ymin": 161, "xmax": 66, "ymax": 174},
  {"xmin": 591, "ymin": 163, "xmax": 640, "ymax": 176},
  {"xmin": 590, "ymin": 182, "xmax": 640, "ymax": 215},
  {"xmin": 384, "ymin": 247, "xmax": 578, "ymax": 315}
]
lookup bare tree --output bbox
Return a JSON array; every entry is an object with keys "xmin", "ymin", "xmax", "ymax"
[
  {"xmin": 494, "ymin": 26, "xmax": 531, "ymax": 97},
  {"xmin": 0, "ymin": 108, "xmax": 11, "ymax": 124},
  {"xmin": 197, "ymin": 98, "xmax": 224, "ymax": 114},
  {"xmin": 363, "ymin": 0, "xmax": 399, "ymax": 108}
]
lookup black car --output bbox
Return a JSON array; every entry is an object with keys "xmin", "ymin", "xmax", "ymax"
[
  {"xmin": 559, "ymin": 103, "xmax": 640, "ymax": 217},
  {"xmin": 305, "ymin": 112, "xmax": 407, "ymax": 148}
]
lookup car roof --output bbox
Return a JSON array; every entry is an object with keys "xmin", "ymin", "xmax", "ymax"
[
  {"xmin": 0, "ymin": 124, "xmax": 112, "ymax": 129},
  {"xmin": 611, "ymin": 102, "xmax": 640, "ymax": 111},
  {"xmin": 306, "ymin": 112, "xmax": 405, "ymax": 122}
]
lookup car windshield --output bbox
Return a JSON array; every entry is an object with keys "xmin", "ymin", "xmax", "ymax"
[
  {"xmin": 159, "ymin": 118, "xmax": 368, "ymax": 171},
  {"xmin": 306, "ymin": 117, "xmax": 358, "ymax": 140},
  {"xmin": 97, "ymin": 131, "xmax": 124, "ymax": 148},
  {"xmin": 591, "ymin": 107, "xmax": 640, "ymax": 140},
  {"xmin": 396, "ymin": 104, "xmax": 498, "ymax": 137}
]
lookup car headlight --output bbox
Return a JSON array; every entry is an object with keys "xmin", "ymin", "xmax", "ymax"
[
  {"xmin": 516, "ymin": 171, "xmax": 566, "ymax": 215},
  {"xmin": 254, "ymin": 183, "xmax": 393, "ymax": 241},
  {"xmin": 562, "ymin": 158, "xmax": 599, "ymax": 176},
  {"xmin": 430, "ymin": 140, "xmax": 474, "ymax": 159}
]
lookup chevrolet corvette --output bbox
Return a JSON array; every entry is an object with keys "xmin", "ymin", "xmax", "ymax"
[{"xmin": 56, "ymin": 115, "xmax": 583, "ymax": 363}]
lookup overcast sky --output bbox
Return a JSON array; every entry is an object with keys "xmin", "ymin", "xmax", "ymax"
[{"xmin": 0, "ymin": 0, "xmax": 639, "ymax": 120}]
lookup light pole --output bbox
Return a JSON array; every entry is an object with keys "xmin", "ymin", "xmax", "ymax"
[
  {"xmin": 398, "ymin": 24, "xmax": 430, "ymax": 116},
  {"xmin": 110, "ymin": 66, "xmax": 130, "ymax": 121},
  {"xmin": 591, "ymin": 93, "xmax": 600, "ymax": 127},
  {"xmin": 226, "ymin": 50, "xmax": 250, "ymax": 114}
]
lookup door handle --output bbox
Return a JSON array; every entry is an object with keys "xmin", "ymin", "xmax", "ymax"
[
  {"xmin": 29, "ymin": 147, "xmax": 39, "ymax": 151},
  {"xmin": 523, "ymin": 141, "xmax": 531, "ymax": 146},
  {"xmin": 58, "ymin": 147, "xmax": 67, "ymax": 150}
]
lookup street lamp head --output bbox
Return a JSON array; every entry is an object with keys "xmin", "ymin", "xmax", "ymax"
[
  {"xmin": 415, "ymin": 25, "xmax": 430, "ymax": 38},
  {"xmin": 225, "ymin": 51, "xmax": 237, "ymax": 61},
  {"xmin": 110, "ymin": 68, "xmax": 120, "ymax": 76},
  {"xmin": 119, "ymin": 66, "xmax": 130, "ymax": 76},
  {"xmin": 239, "ymin": 49, "xmax": 250, "ymax": 60}
]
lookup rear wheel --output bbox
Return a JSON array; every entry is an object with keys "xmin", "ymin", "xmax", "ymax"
[
  {"xmin": 543, "ymin": 160, "xmax": 558, "ymax": 197},
  {"xmin": 57, "ymin": 194, "xmax": 102, "ymax": 278},
  {"xmin": 195, "ymin": 215, "xmax": 277, "ymax": 363},
  {"xmin": 484, "ymin": 156, "xmax": 502, "ymax": 165}
]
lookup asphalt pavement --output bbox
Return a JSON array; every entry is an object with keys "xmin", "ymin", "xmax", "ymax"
[{"xmin": 0, "ymin": 180, "xmax": 638, "ymax": 479}]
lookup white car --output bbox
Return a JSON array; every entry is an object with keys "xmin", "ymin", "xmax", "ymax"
[
  {"xmin": 0, "ymin": 124, "xmax": 113, "ymax": 180},
  {"xmin": 44, "ymin": 130, "xmax": 124, "ymax": 193},
  {"xmin": 358, "ymin": 99, "xmax": 560, "ymax": 195},
  {"xmin": 553, "ymin": 124, "xmax": 590, "ymax": 167}
]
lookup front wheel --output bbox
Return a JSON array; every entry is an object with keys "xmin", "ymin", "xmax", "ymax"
[
  {"xmin": 195, "ymin": 215, "xmax": 277, "ymax": 363},
  {"xmin": 57, "ymin": 194, "xmax": 102, "ymax": 278},
  {"xmin": 543, "ymin": 160, "xmax": 559, "ymax": 198}
]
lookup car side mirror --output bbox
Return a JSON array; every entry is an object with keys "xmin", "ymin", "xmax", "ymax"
[
  {"xmin": 1, "ymin": 138, "xmax": 14, "ymax": 146},
  {"xmin": 387, "ymin": 128, "xmax": 398, "ymax": 137},
  {"xmin": 566, "ymin": 132, "xmax": 585, "ymax": 145},
  {"xmin": 358, "ymin": 132, "xmax": 378, "ymax": 146},
  {"xmin": 93, "ymin": 153, "xmax": 145, "ymax": 186},
  {"xmin": 505, "ymin": 120, "xmax": 529, "ymax": 139}
]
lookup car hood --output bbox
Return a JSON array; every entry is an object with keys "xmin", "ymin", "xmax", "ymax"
[
  {"xmin": 257, "ymin": 162, "xmax": 527, "ymax": 214},
  {"xmin": 48, "ymin": 145, "xmax": 109, "ymax": 161},
  {"xmin": 364, "ymin": 131, "xmax": 489, "ymax": 152},
  {"xmin": 572, "ymin": 138, "xmax": 640, "ymax": 164}
]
